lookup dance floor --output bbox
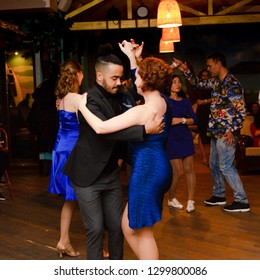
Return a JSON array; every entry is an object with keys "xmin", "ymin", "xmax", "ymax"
[{"xmin": 0, "ymin": 145, "xmax": 260, "ymax": 260}]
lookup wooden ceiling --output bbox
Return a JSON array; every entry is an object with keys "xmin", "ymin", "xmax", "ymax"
[
  {"xmin": 0, "ymin": 0, "xmax": 259, "ymax": 31},
  {"xmin": 64, "ymin": 0, "xmax": 260, "ymax": 30}
]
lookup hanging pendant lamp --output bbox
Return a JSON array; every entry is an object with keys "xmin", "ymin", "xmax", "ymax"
[
  {"xmin": 162, "ymin": 27, "xmax": 180, "ymax": 42},
  {"xmin": 157, "ymin": 0, "xmax": 182, "ymax": 28},
  {"xmin": 159, "ymin": 39, "xmax": 174, "ymax": 53}
]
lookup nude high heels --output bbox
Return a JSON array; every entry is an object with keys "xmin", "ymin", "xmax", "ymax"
[
  {"xmin": 56, "ymin": 242, "xmax": 81, "ymax": 258},
  {"xmin": 103, "ymin": 249, "xmax": 109, "ymax": 258}
]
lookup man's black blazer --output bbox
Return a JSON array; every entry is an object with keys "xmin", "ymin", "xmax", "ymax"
[{"xmin": 63, "ymin": 84, "xmax": 144, "ymax": 187}]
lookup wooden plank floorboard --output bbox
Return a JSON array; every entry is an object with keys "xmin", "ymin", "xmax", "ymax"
[{"xmin": 0, "ymin": 146, "xmax": 260, "ymax": 260}]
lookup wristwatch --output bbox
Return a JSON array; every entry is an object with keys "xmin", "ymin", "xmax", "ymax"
[{"xmin": 182, "ymin": 117, "xmax": 187, "ymax": 124}]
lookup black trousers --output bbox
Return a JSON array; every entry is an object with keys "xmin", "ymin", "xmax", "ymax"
[{"xmin": 71, "ymin": 171, "xmax": 124, "ymax": 260}]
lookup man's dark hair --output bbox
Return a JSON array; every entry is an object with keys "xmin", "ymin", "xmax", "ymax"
[
  {"xmin": 96, "ymin": 43, "xmax": 123, "ymax": 67},
  {"xmin": 206, "ymin": 51, "xmax": 227, "ymax": 67}
]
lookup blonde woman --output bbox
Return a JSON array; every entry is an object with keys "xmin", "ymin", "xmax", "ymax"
[{"xmin": 48, "ymin": 60, "xmax": 84, "ymax": 258}]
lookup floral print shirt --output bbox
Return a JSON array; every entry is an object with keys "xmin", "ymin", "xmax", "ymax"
[{"xmin": 184, "ymin": 70, "xmax": 247, "ymax": 138}]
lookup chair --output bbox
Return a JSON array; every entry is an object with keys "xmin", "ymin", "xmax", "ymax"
[
  {"xmin": 0, "ymin": 127, "xmax": 13, "ymax": 199},
  {"xmin": 235, "ymin": 115, "xmax": 260, "ymax": 174}
]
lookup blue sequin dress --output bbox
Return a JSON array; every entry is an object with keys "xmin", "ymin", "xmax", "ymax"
[
  {"xmin": 48, "ymin": 110, "xmax": 79, "ymax": 200},
  {"xmin": 128, "ymin": 98, "xmax": 173, "ymax": 230}
]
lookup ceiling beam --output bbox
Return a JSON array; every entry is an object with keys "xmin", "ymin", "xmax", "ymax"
[
  {"xmin": 70, "ymin": 13, "xmax": 260, "ymax": 31},
  {"xmin": 127, "ymin": 0, "xmax": 132, "ymax": 19},
  {"xmin": 0, "ymin": 0, "xmax": 57, "ymax": 12},
  {"xmin": 208, "ymin": 0, "xmax": 213, "ymax": 16},
  {"xmin": 216, "ymin": 0, "xmax": 254, "ymax": 16},
  {"xmin": 65, "ymin": 0, "xmax": 104, "ymax": 20},
  {"xmin": 183, "ymin": 13, "xmax": 260, "ymax": 25},
  {"xmin": 179, "ymin": 4, "xmax": 206, "ymax": 16}
]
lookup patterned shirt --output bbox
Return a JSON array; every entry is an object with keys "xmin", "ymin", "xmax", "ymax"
[{"xmin": 184, "ymin": 70, "xmax": 247, "ymax": 138}]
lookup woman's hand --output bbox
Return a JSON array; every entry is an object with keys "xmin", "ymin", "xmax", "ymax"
[
  {"xmin": 119, "ymin": 39, "xmax": 142, "ymax": 69},
  {"xmin": 171, "ymin": 58, "xmax": 189, "ymax": 72},
  {"xmin": 119, "ymin": 39, "xmax": 144, "ymax": 61},
  {"xmin": 118, "ymin": 40, "xmax": 135, "ymax": 58},
  {"xmin": 130, "ymin": 38, "xmax": 144, "ymax": 61},
  {"xmin": 78, "ymin": 92, "xmax": 88, "ymax": 110}
]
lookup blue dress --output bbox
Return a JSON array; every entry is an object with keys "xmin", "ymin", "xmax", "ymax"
[
  {"xmin": 128, "ymin": 98, "xmax": 173, "ymax": 230},
  {"xmin": 166, "ymin": 98, "xmax": 198, "ymax": 159},
  {"xmin": 48, "ymin": 110, "xmax": 79, "ymax": 200}
]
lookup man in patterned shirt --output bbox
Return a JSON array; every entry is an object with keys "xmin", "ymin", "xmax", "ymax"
[{"xmin": 174, "ymin": 51, "xmax": 250, "ymax": 212}]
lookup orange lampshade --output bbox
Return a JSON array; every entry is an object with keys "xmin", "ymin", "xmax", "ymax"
[
  {"xmin": 162, "ymin": 27, "xmax": 180, "ymax": 42},
  {"xmin": 159, "ymin": 39, "xmax": 174, "ymax": 53},
  {"xmin": 157, "ymin": 0, "xmax": 182, "ymax": 28}
]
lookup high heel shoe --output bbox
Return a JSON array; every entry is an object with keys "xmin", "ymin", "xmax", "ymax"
[
  {"xmin": 56, "ymin": 242, "xmax": 81, "ymax": 258},
  {"xmin": 103, "ymin": 249, "xmax": 109, "ymax": 258}
]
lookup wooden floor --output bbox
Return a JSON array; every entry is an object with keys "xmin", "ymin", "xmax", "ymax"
[{"xmin": 1, "ymin": 146, "xmax": 260, "ymax": 260}]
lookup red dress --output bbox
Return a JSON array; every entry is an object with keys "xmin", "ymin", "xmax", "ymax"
[{"xmin": 250, "ymin": 123, "xmax": 260, "ymax": 147}]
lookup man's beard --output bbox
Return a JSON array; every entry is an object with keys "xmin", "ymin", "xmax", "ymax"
[{"xmin": 102, "ymin": 79, "xmax": 119, "ymax": 94}]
